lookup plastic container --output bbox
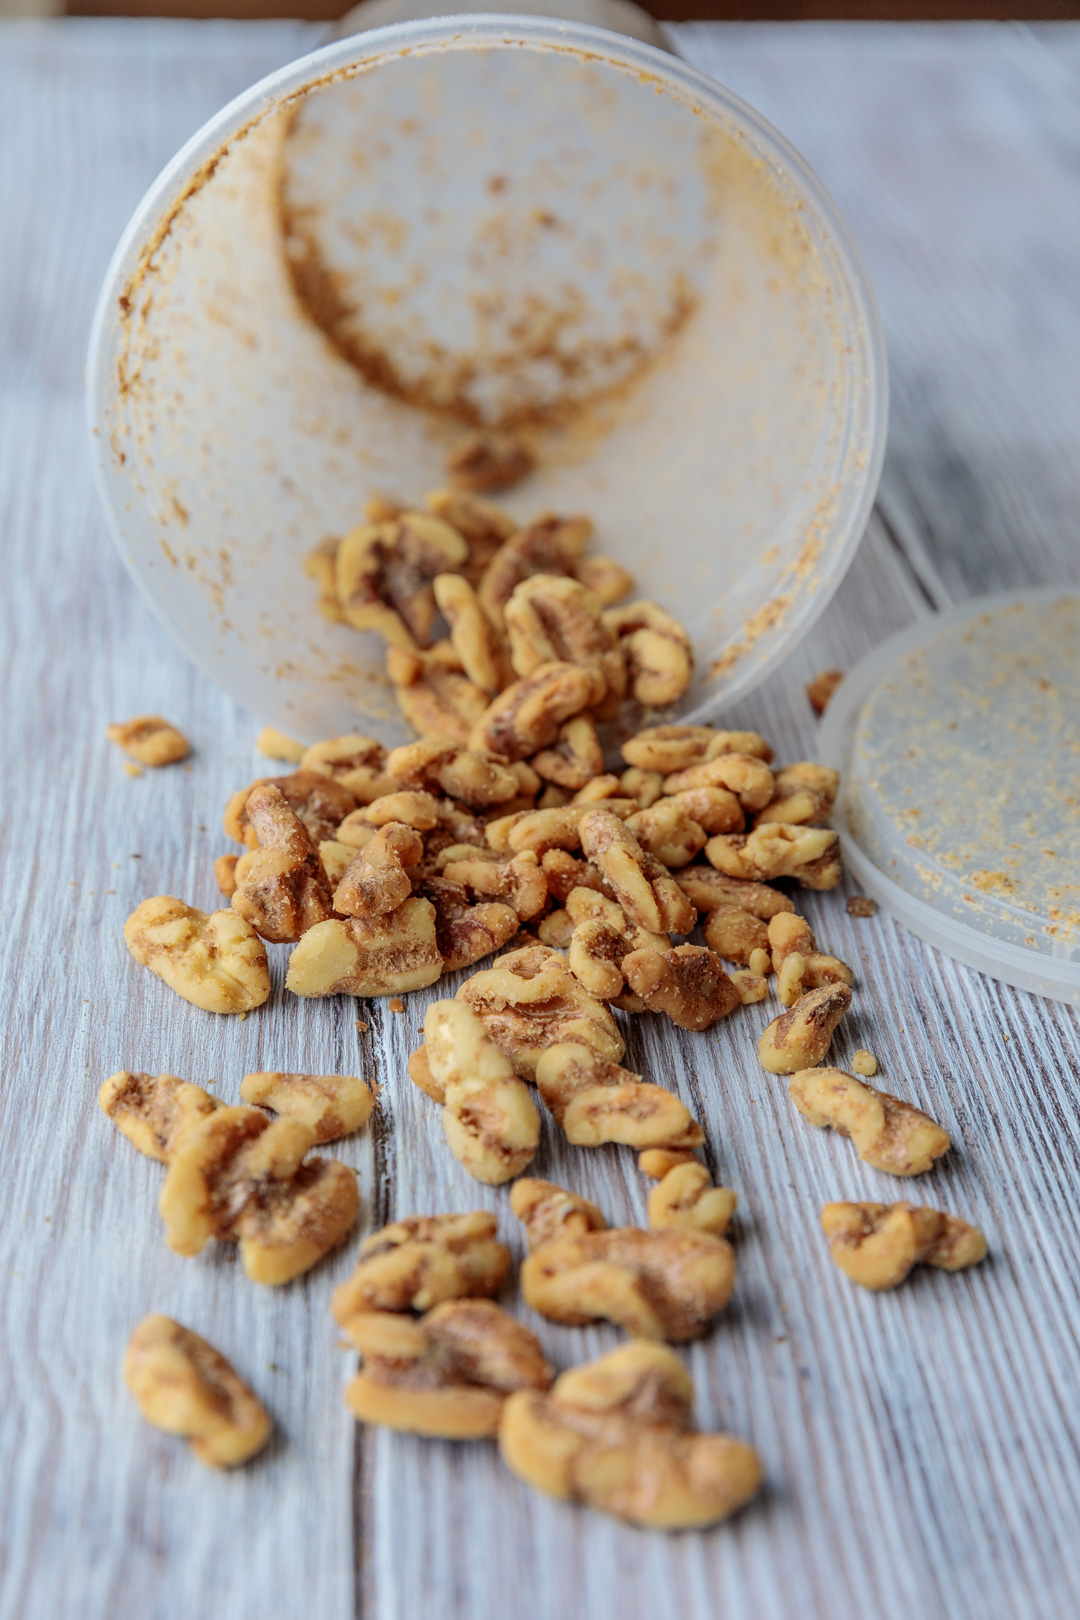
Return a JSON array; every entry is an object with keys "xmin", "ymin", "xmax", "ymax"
[
  {"xmin": 819, "ymin": 589, "xmax": 1080, "ymax": 1006},
  {"xmin": 86, "ymin": 15, "xmax": 886, "ymax": 744}
]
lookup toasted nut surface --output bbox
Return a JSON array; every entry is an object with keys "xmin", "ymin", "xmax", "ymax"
[
  {"xmin": 240, "ymin": 1072, "xmax": 374, "ymax": 1144},
  {"xmin": 625, "ymin": 799, "xmax": 708, "ymax": 869},
  {"xmin": 821, "ymin": 1201, "xmax": 987, "ymax": 1290},
  {"xmin": 847, "ymin": 895, "xmax": 878, "ymax": 918},
  {"xmin": 346, "ymin": 1298, "xmax": 551, "ymax": 1439},
  {"xmin": 387, "ymin": 642, "xmax": 490, "ymax": 743},
  {"xmin": 638, "ymin": 1147, "xmax": 698, "ymax": 1180},
  {"xmin": 225, "ymin": 770, "xmax": 357, "ymax": 850},
  {"xmin": 675, "ymin": 866, "xmax": 794, "ymax": 919},
  {"xmin": 521, "ymin": 1226, "xmax": 736, "ymax": 1341},
  {"xmin": 458, "ymin": 944, "xmax": 624, "ymax": 1078},
  {"xmin": 574, "ymin": 555, "xmax": 634, "ymax": 606},
  {"xmin": 339, "ymin": 791, "xmax": 441, "ymax": 839},
  {"xmin": 623, "ymin": 945, "xmax": 740, "ymax": 1032},
  {"xmin": 446, "ymin": 432, "xmax": 535, "ymax": 492},
  {"xmin": 530, "ymin": 714, "xmax": 605, "ymax": 791},
  {"xmin": 124, "ymin": 1315, "xmax": 271, "ymax": 1468},
  {"xmin": 789, "ymin": 1068, "xmax": 950, "ymax": 1176},
  {"xmin": 505, "ymin": 574, "xmax": 624, "ymax": 703},
  {"xmin": 214, "ymin": 853, "xmax": 239, "ymax": 898},
  {"xmin": 509, "ymin": 1177, "xmax": 607, "ymax": 1250},
  {"xmin": 331, "ymin": 1213, "xmax": 510, "ymax": 1323},
  {"xmin": 99, "ymin": 1071, "xmax": 220, "ymax": 1162},
  {"xmin": 758, "ymin": 983, "xmax": 851, "ymax": 1073},
  {"xmin": 648, "ymin": 1163, "xmax": 737, "ymax": 1238},
  {"xmin": 773, "ymin": 762, "xmax": 840, "ymax": 806},
  {"xmin": 159, "ymin": 1105, "xmax": 359, "ymax": 1284},
  {"xmin": 663, "ymin": 753, "xmax": 774, "ymax": 810},
  {"xmin": 754, "ymin": 788, "xmax": 833, "ymax": 828},
  {"xmin": 387, "ymin": 736, "xmax": 520, "ymax": 808},
  {"xmin": 230, "ymin": 784, "xmax": 335, "ymax": 943},
  {"xmin": 468, "ymin": 661, "xmax": 601, "ymax": 762},
  {"xmin": 299, "ymin": 735, "xmax": 395, "ymax": 800},
  {"xmin": 499, "ymin": 1341, "xmax": 762, "ymax": 1529},
  {"xmin": 125, "ymin": 896, "xmax": 271, "ymax": 1014},
  {"xmin": 478, "ymin": 517, "xmax": 589, "ymax": 627},
  {"xmin": 706, "ymin": 824, "xmax": 841, "ymax": 890},
  {"xmin": 852, "ymin": 1048, "xmax": 878, "ymax": 1077},
  {"xmin": 107, "ymin": 716, "xmax": 190, "ymax": 767},
  {"xmin": 423, "ymin": 1001, "xmax": 540, "ymax": 1184},
  {"xmin": 603, "ymin": 601, "xmax": 693, "ymax": 707},
  {"xmin": 417, "ymin": 876, "xmax": 519, "ymax": 971},
  {"xmin": 333, "ymin": 823, "xmax": 422, "ymax": 919},
  {"xmin": 704, "ymin": 906, "xmax": 770, "ymax": 965},
  {"xmin": 580, "ymin": 809, "xmax": 695, "ymax": 935},
  {"xmin": 286, "ymin": 899, "xmax": 442, "ymax": 998},
  {"xmin": 257, "ymin": 726, "xmax": 306, "ymax": 762},
  {"xmin": 434, "ymin": 572, "xmax": 513, "ymax": 694},
  {"xmin": 535, "ymin": 1043, "xmax": 702, "ymax": 1150}
]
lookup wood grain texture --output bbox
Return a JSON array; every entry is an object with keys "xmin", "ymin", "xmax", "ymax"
[{"xmin": 1, "ymin": 21, "xmax": 1079, "ymax": 1620}]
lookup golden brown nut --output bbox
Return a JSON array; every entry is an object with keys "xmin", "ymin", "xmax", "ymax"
[
  {"xmin": 286, "ymin": 899, "xmax": 442, "ymax": 998},
  {"xmin": 230, "ymin": 784, "xmax": 335, "ymax": 943},
  {"xmin": 772, "ymin": 761, "xmax": 840, "ymax": 806},
  {"xmin": 755, "ymin": 788, "xmax": 833, "ymax": 828},
  {"xmin": 540, "ymin": 847, "xmax": 615, "ymax": 905},
  {"xmin": 336, "ymin": 513, "xmax": 468, "ymax": 647},
  {"xmin": 345, "ymin": 1299, "xmax": 551, "ymax": 1439},
  {"xmin": 530, "ymin": 714, "xmax": 605, "ymax": 791},
  {"xmin": 439, "ymin": 849, "xmax": 547, "ymax": 922},
  {"xmin": 386, "ymin": 642, "xmax": 490, "ymax": 743},
  {"xmin": 386, "ymin": 736, "xmax": 519, "ymax": 807},
  {"xmin": 663, "ymin": 753, "xmax": 774, "ymax": 811},
  {"xmin": 580, "ymin": 809, "xmax": 696, "ymax": 935},
  {"xmin": 331, "ymin": 1213, "xmax": 510, "ymax": 1323},
  {"xmin": 789, "ymin": 1068, "xmax": 950, "ymax": 1176},
  {"xmin": 431, "ymin": 571, "xmax": 513, "ymax": 693},
  {"xmin": 564, "ymin": 886, "xmax": 667, "ymax": 1001},
  {"xmin": 706, "ymin": 824, "xmax": 842, "ymax": 890},
  {"xmin": 499, "ymin": 1341, "xmax": 762, "ymax": 1529},
  {"xmin": 468, "ymin": 661, "xmax": 602, "ymax": 762},
  {"xmin": 333, "ymin": 823, "xmax": 422, "ymax": 919},
  {"xmin": 648, "ymin": 1163, "xmax": 736, "ymax": 1238},
  {"xmin": 495, "ymin": 802, "xmax": 631, "ymax": 859},
  {"xmin": 257, "ymin": 726, "xmax": 306, "ymax": 763},
  {"xmin": 571, "ymin": 773, "xmax": 625, "ymax": 803},
  {"xmin": 478, "ymin": 517, "xmax": 590, "ymax": 628},
  {"xmin": 638, "ymin": 1147, "xmax": 698, "ymax": 1180},
  {"xmin": 624, "ymin": 799, "xmax": 708, "ymax": 869},
  {"xmin": 509, "ymin": 1177, "xmax": 607, "ymax": 1250},
  {"xmin": 99, "ymin": 1071, "xmax": 220, "ymax": 1162},
  {"xmin": 767, "ymin": 911, "xmax": 853, "ymax": 1003},
  {"xmin": 730, "ymin": 968, "xmax": 769, "ymax": 1005},
  {"xmin": 703, "ymin": 905, "xmax": 770, "ymax": 965},
  {"xmin": 422, "ymin": 1000, "xmax": 540, "ymax": 1184},
  {"xmin": 665, "ymin": 785, "xmax": 745, "ymax": 835},
  {"xmin": 426, "ymin": 487, "xmax": 517, "ymax": 588},
  {"xmin": 446, "ymin": 431, "xmax": 534, "ymax": 493},
  {"xmin": 535, "ymin": 1042, "xmax": 702, "ymax": 1150},
  {"xmin": 574, "ymin": 555, "xmax": 633, "ymax": 607},
  {"xmin": 124, "ymin": 1316, "xmax": 271, "ymax": 1468},
  {"xmin": 852, "ymin": 1048, "xmax": 878, "ymax": 1077},
  {"xmin": 619, "ymin": 766, "xmax": 664, "ymax": 808},
  {"xmin": 621, "ymin": 724, "xmax": 715, "ymax": 774},
  {"xmin": 417, "ymin": 876, "xmax": 519, "ymax": 972},
  {"xmin": 214, "ymin": 853, "xmax": 239, "ymax": 898},
  {"xmin": 338, "ymin": 791, "xmax": 441, "ymax": 841},
  {"xmin": 622, "ymin": 945, "xmax": 740, "ymax": 1032},
  {"xmin": 602, "ymin": 601, "xmax": 693, "ymax": 708},
  {"xmin": 159, "ymin": 1106, "xmax": 359, "ymax": 1284},
  {"xmin": 224, "ymin": 770, "xmax": 357, "ymax": 851},
  {"xmin": 318, "ymin": 839, "xmax": 361, "ymax": 885},
  {"xmin": 758, "ymin": 983, "xmax": 852, "ymax": 1074},
  {"xmin": 821, "ymin": 1201, "xmax": 987, "ymax": 1290},
  {"xmin": 504, "ymin": 574, "xmax": 625, "ymax": 705},
  {"xmin": 806, "ymin": 669, "xmax": 844, "ymax": 715},
  {"xmin": 240, "ymin": 1072, "xmax": 374, "ymax": 1144},
  {"xmin": 675, "ymin": 865, "xmax": 794, "ymax": 919},
  {"xmin": 305, "ymin": 536, "xmax": 345, "ymax": 622},
  {"xmin": 521, "ymin": 1227, "xmax": 736, "ymax": 1341},
  {"xmin": 298, "ymin": 734, "xmax": 396, "ymax": 802},
  {"xmin": 107, "ymin": 716, "xmax": 190, "ymax": 767},
  {"xmin": 457, "ymin": 944, "xmax": 624, "ymax": 1078},
  {"xmin": 125, "ymin": 896, "xmax": 271, "ymax": 1014}
]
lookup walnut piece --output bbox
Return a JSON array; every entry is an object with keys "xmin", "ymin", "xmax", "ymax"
[
  {"xmin": 675, "ymin": 865, "xmax": 794, "ymax": 919},
  {"xmin": 457, "ymin": 943, "xmax": 624, "ymax": 1078},
  {"xmin": 663, "ymin": 753, "xmax": 774, "ymax": 811},
  {"xmin": 821, "ymin": 1201, "xmax": 987, "ymax": 1290},
  {"xmin": 638, "ymin": 1146, "xmax": 698, "ymax": 1180},
  {"xmin": 767, "ymin": 911, "xmax": 853, "ymax": 1003},
  {"xmin": 224, "ymin": 770, "xmax": 358, "ymax": 851},
  {"xmin": 852, "ymin": 1048, "xmax": 878, "ymax": 1077},
  {"xmin": 807, "ymin": 668, "xmax": 844, "ymax": 714},
  {"xmin": 499, "ymin": 1341, "xmax": 762, "ymax": 1529},
  {"xmin": 446, "ymin": 432, "xmax": 535, "ymax": 492},
  {"xmin": 345, "ymin": 1298, "xmax": 551, "ymax": 1439},
  {"xmin": 439, "ymin": 848, "xmax": 547, "ymax": 921},
  {"xmin": 256, "ymin": 726, "xmax": 306, "ymax": 763},
  {"xmin": 564, "ymin": 886, "xmax": 667, "ymax": 1001},
  {"xmin": 230, "ymin": 784, "xmax": 335, "ymax": 943},
  {"xmin": 530, "ymin": 714, "xmax": 604, "ymax": 791},
  {"xmin": 159, "ymin": 1105, "xmax": 359, "ymax": 1284},
  {"xmin": 703, "ymin": 905, "xmax": 770, "ymax": 965},
  {"xmin": 619, "ymin": 766, "xmax": 664, "ymax": 808},
  {"xmin": 478, "ymin": 517, "xmax": 590, "ymax": 628},
  {"xmin": 574, "ymin": 555, "xmax": 634, "ymax": 606},
  {"xmin": 422, "ymin": 1000, "xmax": 540, "ymax": 1184},
  {"xmin": 521, "ymin": 1226, "xmax": 736, "ymax": 1341},
  {"xmin": 286, "ymin": 899, "xmax": 442, "ymax": 998},
  {"xmin": 107, "ymin": 716, "xmax": 190, "ymax": 767},
  {"xmin": 754, "ymin": 788, "xmax": 833, "ymax": 828},
  {"xmin": 706, "ymin": 824, "xmax": 842, "ymax": 890},
  {"xmin": 426, "ymin": 487, "xmax": 517, "ymax": 588},
  {"xmin": 299, "ymin": 734, "xmax": 396, "ymax": 801},
  {"xmin": 417, "ymin": 875, "xmax": 519, "ymax": 972},
  {"xmin": 509, "ymin": 1177, "xmax": 607, "ymax": 1250},
  {"xmin": 386, "ymin": 642, "xmax": 490, "ymax": 743},
  {"xmin": 504, "ymin": 574, "xmax": 625, "ymax": 706},
  {"xmin": 336, "ymin": 513, "xmax": 468, "ymax": 647},
  {"xmin": 125, "ymin": 896, "xmax": 271, "ymax": 1015},
  {"xmin": 772, "ymin": 761, "xmax": 840, "ymax": 806},
  {"xmin": 625, "ymin": 798, "xmax": 708, "ymax": 869},
  {"xmin": 432, "ymin": 572, "xmax": 513, "ymax": 693},
  {"xmin": 758, "ymin": 983, "xmax": 851, "ymax": 1074},
  {"xmin": 387, "ymin": 736, "xmax": 520, "ymax": 808},
  {"xmin": 579, "ymin": 809, "xmax": 695, "ymax": 935},
  {"xmin": 124, "ymin": 1315, "xmax": 271, "ymax": 1469},
  {"xmin": 534, "ymin": 1043, "xmax": 702, "ymax": 1150},
  {"xmin": 99, "ymin": 1071, "xmax": 220, "ymax": 1162},
  {"xmin": 331, "ymin": 1212, "xmax": 510, "ymax": 1324},
  {"xmin": 648, "ymin": 1162, "xmax": 736, "ymax": 1238},
  {"xmin": 602, "ymin": 601, "xmax": 693, "ymax": 707},
  {"xmin": 623, "ymin": 945, "xmax": 740, "ymax": 1032},
  {"xmin": 332, "ymin": 823, "xmax": 422, "ymax": 919},
  {"xmin": 214, "ymin": 853, "xmax": 239, "ymax": 898},
  {"xmin": 468, "ymin": 661, "xmax": 602, "ymax": 762},
  {"xmin": 665, "ymin": 785, "xmax": 745, "ymax": 835},
  {"xmin": 789, "ymin": 1068, "xmax": 950, "ymax": 1176},
  {"xmin": 621, "ymin": 724, "xmax": 716, "ymax": 774},
  {"xmin": 338, "ymin": 790, "xmax": 441, "ymax": 839},
  {"xmin": 847, "ymin": 895, "xmax": 878, "ymax": 918},
  {"xmin": 240, "ymin": 1072, "xmax": 374, "ymax": 1144}
]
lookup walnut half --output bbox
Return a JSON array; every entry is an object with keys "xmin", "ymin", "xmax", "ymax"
[
  {"xmin": 821, "ymin": 1201, "xmax": 987, "ymax": 1290},
  {"xmin": 285, "ymin": 899, "xmax": 442, "ymax": 998},
  {"xmin": 499, "ymin": 1342, "xmax": 762, "ymax": 1529},
  {"xmin": 758, "ymin": 983, "xmax": 851, "ymax": 1074},
  {"xmin": 534, "ymin": 1043, "xmax": 702, "ymax": 1151},
  {"xmin": 421, "ymin": 1000, "xmax": 540, "ymax": 1184},
  {"xmin": 124, "ymin": 1315, "xmax": 271, "ymax": 1468},
  {"xmin": 239, "ymin": 1072, "xmax": 374, "ymax": 1144},
  {"xmin": 331, "ymin": 1213, "xmax": 510, "ymax": 1326},
  {"xmin": 124, "ymin": 896, "xmax": 270, "ymax": 1015},
  {"xmin": 790, "ymin": 1068, "xmax": 950, "ymax": 1176}
]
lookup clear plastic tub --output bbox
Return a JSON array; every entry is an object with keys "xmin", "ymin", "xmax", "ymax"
[
  {"xmin": 86, "ymin": 15, "xmax": 886, "ymax": 743},
  {"xmin": 819, "ymin": 589, "xmax": 1080, "ymax": 1006}
]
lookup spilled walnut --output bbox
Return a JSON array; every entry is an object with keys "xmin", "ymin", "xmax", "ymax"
[
  {"xmin": 758, "ymin": 983, "xmax": 852, "ymax": 1074},
  {"xmin": 124, "ymin": 896, "xmax": 270, "ymax": 1015},
  {"xmin": 240, "ymin": 1072, "xmax": 374, "ymax": 1144},
  {"xmin": 124, "ymin": 1315, "xmax": 271, "ymax": 1469},
  {"xmin": 331, "ymin": 1212, "xmax": 510, "ymax": 1326},
  {"xmin": 534, "ymin": 1042, "xmax": 702, "ymax": 1151},
  {"xmin": 107, "ymin": 715, "xmax": 190, "ymax": 767},
  {"xmin": 286, "ymin": 899, "xmax": 442, "ymax": 999},
  {"xmin": 457, "ymin": 944, "xmax": 624, "ymax": 1079},
  {"xmin": 509, "ymin": 1177, "xmax": 607, "ymax": 1251},
  {"xmin": 420, "ymin": 1000, "xmax": 540, "ymax": 1184},
  {"xmin": 99, "ymin": 1071, "xmax": 220, "ymax": 1162},
  {"xmin": 789, "ymin": 1068, "xmax": 950, "ymax": 1176},
  {"xmin": 230, "ymin": 783, "xmax": 334, "ymax": 943},
  {"xmin": 821, "ymin": 1201, "xmax": 987, "ymax": 1290},
  {"xmin": 648, "ymin": 1162, "xmax": 737, "ymax": 1238},
  {"xmin": 622, "ymin": 944, "xmax": 740, "ymax": 1032}
]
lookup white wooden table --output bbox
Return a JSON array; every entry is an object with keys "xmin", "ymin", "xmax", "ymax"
[{"xmin": 2, "ymin": 20, "xmax": 1079, "ymax": 1620}]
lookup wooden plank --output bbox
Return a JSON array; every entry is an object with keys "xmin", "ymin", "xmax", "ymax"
[{"xmin": 1, "ymin": 22, "xmax": 1079, "ymax": 1620}]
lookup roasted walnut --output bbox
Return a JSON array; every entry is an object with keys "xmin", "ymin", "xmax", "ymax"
[
  {"xmin": 446, "ymin": 431, "xmax": 535, "ymax": 492},
  {"xmin": 767, "ymin": 911, "xmax": 853, "ymax": 1003},
  {"xmin": 504, "ymin": 574, "xmax": 625, "ymax": 706},
  {"xmin": 438, "ymin": 848, "xmax": 547, "ymax": 922},
  {"xmin": 530, "ymin": 714, "xmax": 605, "ymax": 791},
  {"xmin": 224, "ymin": 770, "xmax": 357, "ymax": 851},
  {"xmin": 574, "ymin": 555, "xmax": 634, "ymax": 607},
  {"xmin": 214, "ymin": 853, "xmax": 239, "ymax": 898},
  {"xmin": 107, "ymin": 715, "xmax": 190, "ymax": 767},
  {"xmin": 821, "ymin": 1201, "xmax": 987, "ymax": 1290},
  {"xmin": 807, "ymin": 668, "xmax": 844, "ymax": 714},
  {"xmin": 286, "ymin": 898, "xmax": 442, "ymax": 998},
  {"xmin": 602, "ymin": 601, "xmax": 693, "ymax": 707},
  {"xmin": 240, "ymin": 1072, "xmax": 374, "ymax": 1144},
  {"xmin": 124, "ymin": 1315, "xmax": 271, "ymax": 1468},
  {"xmin": 468, "ymin": 661, "xmax": 602, "ymax": 762},
  {"xmin": 425, "ymin": 487, "xmax": 517, "ymax": 588},
  {"xmin": 675, "ymin": 865, "xmax": 794, "ymax": 919},
  {"xmin": 338, "ymin": 790, "xmax": 441, "ymax": 839},
  {"xmin": 417, "ymin": 875, "xmax": 519, "ymax": 972},
  {"xmin": 125, "ymin": 896, "xmax": 271, "ymax": 1015},
  {"xmin": 623, "ymin": 945, "xmax": 740, "ymax": 1032},
  {"xmin": 99, "ymin": 1071, "xmax": 220, "ymax": 1162},
  {"xmin": 625, "ymin": 798, "xmax": 708, "ymax": 869},
  {"xmin": 422, "ymin": 1000, "xmax": 540, "ymax": 1184},
  {"xmin": 534, "ymin": 1043, "xmax": 702, "ymax": 1150},
  {"xmin": 789, "ymin": 1068, "xmax": 950, "ymax": 1176},
  {"xmin": 331, "ymin": 1212, "xmax": 510, "ymax": 1323},
  {"xmin": 758, "ymin": 982, "xmax": 851, "ymax": 1074},
  {"xmin": 648, "ymin": 1162, "xmax": 736, "ymax": 1238},
  {"xmin": 298, "ymin": 734, "xmax": 396, "ymax": 802},
  {"xmin": 663, "ymin": 753, "xmax": 774, "ymax": 811},
  {"xmin": 579, "ymin": 809, "xmax": 695, "ymax": 935},
  {"xmin": 386, "ymin": 642, "xmax": 490, "ymax": 743},
  {"xmin": 706, "ymin": 824, "xmax": 842, "ymax": 890},
  {"xmin": 457, "ymin": 943, "xmax": 624, "ymax": 1078},
  {"xmin": 336, "ymin": 513, "xmax": 468, "ymax": 648},
  {"xmin": 230, "ymin": 784, "xmax": 335, "ymax": 943},
  {"xmin": 772, "ymin": 761, "xmax": 840, "ymax": 806},
  {"xmin": 432, "ymin": 571, "xmax": 513, "ymax": 693},
  {"xmin": 509, "ymin": 1177, "xmax": 607, "ymax": 1250},
  {"xmin": 333, "ymin": 823, "xmax": 422, "ymax": 919},
  {"xmin": 478, "ymin": 517, "xmax": 590, "ymax": 628},
  {"xmin": 703, "ymin": 905, "xmax": 770, "ymax": 965},
  {"xmin": 257, "ymin": 726, "xmax": 306, "ymax": 763},
  {"xmin": 564, "ymin": 886, "xmax": 667, "ymax": 1001}
]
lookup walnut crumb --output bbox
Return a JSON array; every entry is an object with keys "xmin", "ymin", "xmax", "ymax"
[
  {"xmin": 388, "ymin": 997, "xmax": 406, "ymax": 1013},
  {"xmin": 851, "ymin": 1049, "xmax": 878, "ymax": 1077},
  {"xmin": 806, "ymin": 669, "xmax": 844, "ymax": 714},
  {"xmin": 846, "ymin": 895, "xmax": 878, "ymax": 917}
]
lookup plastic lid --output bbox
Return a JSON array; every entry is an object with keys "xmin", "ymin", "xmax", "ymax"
[{"xmin": 818, "ymin": 588, "xmax": 1080, "ymax": 1005}]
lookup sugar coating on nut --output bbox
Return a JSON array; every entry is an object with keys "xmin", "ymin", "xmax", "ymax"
[
  {"xmin": 602, "ymin": 600, "xmax": 693, "ymax": 707},
  {"xmin": 457, "ymin": 944, "xmax": 624, "ymax": 1078},
  {"xmin": 124, "ymin": 1315, "xmax": 271, "ymax": 1468},
  {"xmin": 580, "ymin": 809, "xmax": 695, "ymax": 935},
  {"xmin": 422, "ymin": 1000, "xmax": 540, "ymax": 1184},
  {"xmin": 331, "ymin": 1212, "xmax": 510, "ymax": 1324},
  {"xmin": 623, "ymin": 944, "xmax": 740, "ymax": 1032},
  {"xmin": 821, "ymin": 1201, "xmax": 987, "ymax": 1290},
  {"xmin": 758, "ymin": 982, "xmax": 851, "ymax": 1074},
  {"xmin": 240, "ymin": 1072, "xmax": 374, "ymax": 1144},
  {"xmin": 638, "ymin": 1146, "xmax": 698, "ymax": 1180},
  {"xmin": 647, "ymin": 1162, "xmax": 737, "ymax": 1238},
  {"xmin": 107, "ymin": 716, "xmax": 190, "ymax": 767},
  {"xmin": 773, "ymin": 761, "xmax": 840, "ymax": 806},
  {"xmin": 504, "ymin": 574, "xmax": 625, "ymax": 706},
  {"xmin": 99, "ymin": 1071, "xmax": 220, "ymax": 1162},
  {"xmin": 345, "ymin": 1298, "xmax": 552, "ymax": 1439},
  {"xmin": 675, "ymin": 865, "xmax": 794, "ymax": 919},
  {"xmin": 530, "ymin": 714, "xmax": 605, "ymax": 791},
  {"xmin": 704, "ymin": 905, "xmax": 770, "ymax": 965},
  {"xmin": 333, "ymin": 822, "xmax": 422, "ymax": 919},
  {"xmin": 662, "ymin": 752, "xmax": 775, "ymax": 811},
  {"xmin": 789, "ymin": 1068, "xmax": 950, "ymax": 1176},
  {"xmin": 230, "ymin": 784, "xmax": 335, "ymax": 943},
  {"xmin": 417, "ymin": 875, "xmax": 519, "ymax": 972},
  {"xmin": 521, "ymin": 1225, "xmax": 736, "ymax": 1341},
  {"xmin": 299, "ymin": 734, "xmax": 395, "ymax": 801},
  {"xmin": 767, "ymin": 912, "xmax": 852, "ymax": 1003},
  {"xmin": 125, "ymin": 896, "xmax": 271, "ymax": 1015},
  {"xmin": 225, "ymin": 770, "xmax": 358, "ymax": 851},
  {"xmin": 387, "ymin": 642, "xmax": 490, "ymax": 743},
  {"xmin": 534, "ymin": 1042, "xmax": 702, "ymax": 1150},
  {"xmin": 509, "ymin": 1177, "xmax": 607, "ymax": 1252},
  {"xmin": 499, "ymin": 1340, "xmax": 762, "ymax": 1529},
  {"xmin": 468, "ymin": 661, "xmax": 602, "ymax": 762},
  {"xmin": 625, "ymin": 798, "xmax": 708, "ymax": 870},
  {"xmin": 286, "ymin": 898, "xmax": 442, "ymax": 998},
  {"xmin": 705, "ymin": 824, "xmax": 841, "ymax": 890}
]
